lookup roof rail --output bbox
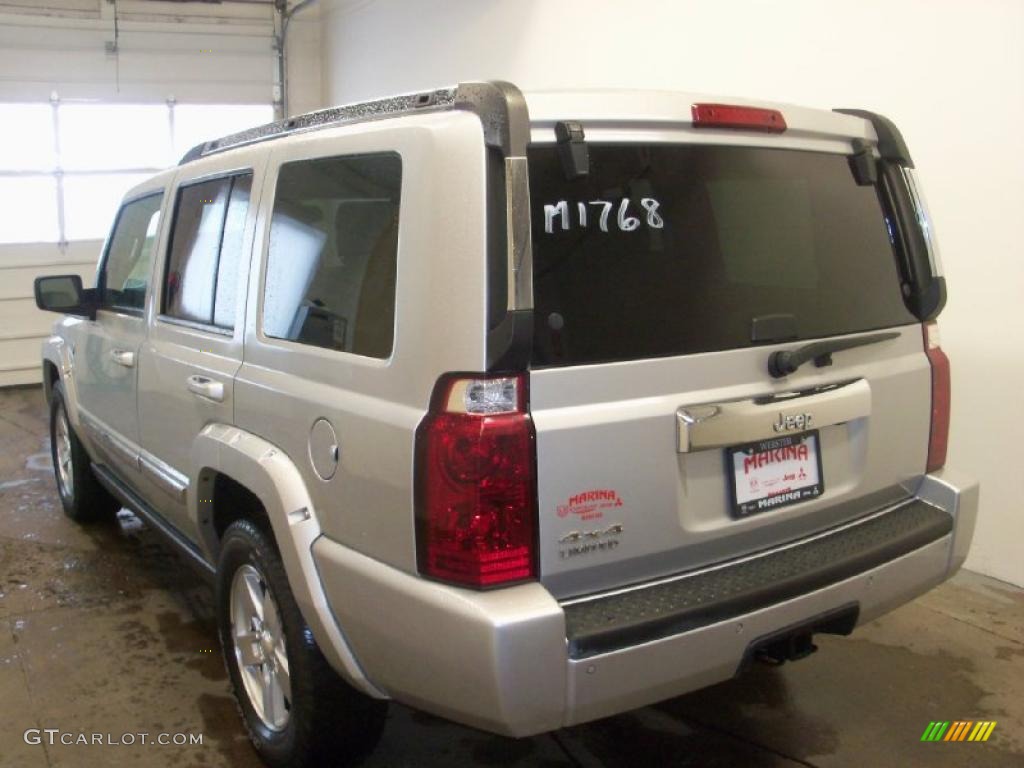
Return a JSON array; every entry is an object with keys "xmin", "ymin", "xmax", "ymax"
[{"xmin": 177, "ymin": 86, "xmax": 458, "ymax": 165}]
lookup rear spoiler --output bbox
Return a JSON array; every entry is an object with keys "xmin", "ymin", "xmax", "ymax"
[{"xmin": 835, "ymin": 108, "xmax": 945, "ymax": 321}]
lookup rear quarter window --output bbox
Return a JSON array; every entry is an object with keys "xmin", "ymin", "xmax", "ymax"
[
  {"xmin": 262, "ymin": 152, "xmax": 401, "ymax": 359},
  {"xmin": 528, "ymin": 144, "xmax": 916, "ymax": 367}
]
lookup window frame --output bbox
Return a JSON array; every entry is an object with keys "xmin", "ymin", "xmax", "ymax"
[
  {"xmin": 95, "ymin": 190, "xmax": 166, "ymax": 318},
  {"xmin": 256, "ymin": 150, "xmax": 403, "ymax": 364},
  {"xmin": 157, "ymin": 167, "xmax": 254, "ymax": 335}
]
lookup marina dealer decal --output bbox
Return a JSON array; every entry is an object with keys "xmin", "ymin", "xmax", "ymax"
[
  {"xmin": 557, "ymin": 489, "xmax": 623, "ymax": 521},
  {"xmin": 729, "ymin": 432, "xmax": 824, "ymax": 517}
]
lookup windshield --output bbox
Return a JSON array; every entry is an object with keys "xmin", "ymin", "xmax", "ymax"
[{"xmin": 527, "ymin": 144, "xmax": 915, "ymax": 367}]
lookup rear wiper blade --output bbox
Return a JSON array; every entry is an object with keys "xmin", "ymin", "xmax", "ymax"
[{"xmin": 767, "ymin": 331, "xmax": 900, "ymax": 378}]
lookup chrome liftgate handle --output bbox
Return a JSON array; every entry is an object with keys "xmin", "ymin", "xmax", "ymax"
[{"xmin": 676, "ymin": 378, "xmax": 871, "ymax": 453}]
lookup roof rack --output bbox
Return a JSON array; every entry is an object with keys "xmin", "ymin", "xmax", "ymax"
[{"xmin": 178, "ymin": 86, "xmax": 458, "ymax": 165}]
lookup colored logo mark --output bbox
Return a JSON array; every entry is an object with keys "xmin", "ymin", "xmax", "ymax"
[{"xmin": 921, "ymin": 721, "xmax": 997, "ymax": 742}]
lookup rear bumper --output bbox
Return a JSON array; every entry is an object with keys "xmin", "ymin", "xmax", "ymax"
[{"xmin": 312, "ymin": 468, "xmax": 978, "ymax": 736}]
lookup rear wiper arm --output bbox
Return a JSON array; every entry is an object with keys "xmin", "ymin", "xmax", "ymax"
[{"xmin": 768, "ymin": 331, "xmax": 900, "ymax": 378}]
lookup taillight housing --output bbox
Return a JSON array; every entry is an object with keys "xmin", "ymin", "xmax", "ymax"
[
  {"xmin": 923, "ymin": 322, "xmax": 950, "ymax": 473},
  {"xmin": 415, "ymin": 373, "xmax": 537, "ymax": 588}
]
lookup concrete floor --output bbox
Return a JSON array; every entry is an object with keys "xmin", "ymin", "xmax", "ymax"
[{"xmin": 0, "ymin": 386, "xmax": 1021, "ymax": 768}]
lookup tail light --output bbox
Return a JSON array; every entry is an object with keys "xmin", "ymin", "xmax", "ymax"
[
  {"xmin": 923, "ymin": 322, "xmax": 950, "ymax": 472},
  {"xmin": 691, "ymin": 103, "xmax": 787, "ymax": 133},
  {"xmin": 415, "ymin": 373, "xmax": 537, "ymax": 588}
]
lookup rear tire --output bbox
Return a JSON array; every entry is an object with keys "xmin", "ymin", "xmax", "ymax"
[
  {"xmin": 49, "ymin": 382, "xmax": 120, "ymax": 523},
  {"xmin": 217, "ymin": 518, "xmax": 387, "ymax": 768}
]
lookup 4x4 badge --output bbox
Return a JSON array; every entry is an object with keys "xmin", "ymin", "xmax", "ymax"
[
  {"xmin": 558, "ymin": 523, "xmax": 624, "ymax": 544},
  {"xmin": 558, "ymin": 524, "xmax": 624, "ymax": 559},
  {"xmin": 773, "ymin": 412, "xmax": 813, "ymax": 433}
]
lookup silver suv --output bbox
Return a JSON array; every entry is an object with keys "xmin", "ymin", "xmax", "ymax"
[{"xmin": 35, "ymin": 82, "xmax": 978, "ymax": 767}]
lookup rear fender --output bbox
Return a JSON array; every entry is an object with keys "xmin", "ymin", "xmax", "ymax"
[{"xmin": 190, "ymin": 423, "xmax": 386, "ymax": 699}]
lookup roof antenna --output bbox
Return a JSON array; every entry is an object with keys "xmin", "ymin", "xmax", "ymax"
[{"xmin": 555, "ymin": 121, "xmax": 589, "ymax": 180}]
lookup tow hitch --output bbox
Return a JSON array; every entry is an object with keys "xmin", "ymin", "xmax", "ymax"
[
  {"xmin": 742, "ymin": 604, "xmax": 859, "ymax": 670},
  {"xmin": 755, "ymin": 632, "xmax": 819, "ymax": 666}
]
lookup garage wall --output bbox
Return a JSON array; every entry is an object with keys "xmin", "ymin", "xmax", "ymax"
[
  {"xmin": 0, "ymin": 0, "xmax": 320, "ymax": 386},
  {"xmin": 319, "ymin": 0, "xmax": 1024, "ymax": 586}
]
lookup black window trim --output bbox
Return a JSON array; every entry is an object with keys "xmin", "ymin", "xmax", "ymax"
[
  {"xmin": 256, "ymin": 149, "xmax": 403, "ymax": 363},
  {"xmin": 95, "ymin": 189, "xmax": 166, "ymax": 318},
  {"xmin": 158, "ymin": 167, "xmax": 254, "ymax": 334}
]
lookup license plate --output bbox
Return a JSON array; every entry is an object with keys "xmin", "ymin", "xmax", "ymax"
[{"xmin": 727, "ymin": 431, "xmax": 824, "ymax": 518}]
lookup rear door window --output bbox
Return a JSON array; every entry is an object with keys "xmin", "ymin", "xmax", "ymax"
[
  {"xmin": 262, "ymin": 152, "xmax": 401, "ymax": 359},
  {"xmin": 528, "ymin": 144, "xmax": 915, "ymax": 367},
  {"xmin": 163, "ymin": 173, "xmax": 252, "ymax": 329},
  {"xmin": 213, "ymin": 175, "xmax": 253, "ymax": 328}
]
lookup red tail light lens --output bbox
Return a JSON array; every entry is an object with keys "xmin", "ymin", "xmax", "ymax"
[
  {"xmin": 923, "ymin": 322, "xmax": 950, "ymax": 473},
  {"xmin": 692, "ymin": 103, "xmax": 787, "ymax": 133},
  {"xmin": 415, "ymin": 374, "xmax": 537, "ymax": 588}
]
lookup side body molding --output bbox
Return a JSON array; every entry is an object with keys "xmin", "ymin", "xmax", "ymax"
[{"xmin": 190, "ymin": 423, "xmax": 386, "ymax": 699}]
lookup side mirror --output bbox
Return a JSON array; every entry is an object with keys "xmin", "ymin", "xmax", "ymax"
[{"xmin": 34, "ymin": 275, "xmax": 97, "ymax": 320}]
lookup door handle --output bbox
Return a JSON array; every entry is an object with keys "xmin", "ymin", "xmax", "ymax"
[
  {"xmin": 110, "ymin": 349, "xmax": 135, "ymax": 368},
  {"xmin": 186, "ymin": 375, "xmax": 225, "ymax": 403}
]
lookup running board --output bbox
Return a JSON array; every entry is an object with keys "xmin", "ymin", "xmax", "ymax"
[{"xmin": 91, "ymin": 463, "xmax": 216, "ymax": 582}]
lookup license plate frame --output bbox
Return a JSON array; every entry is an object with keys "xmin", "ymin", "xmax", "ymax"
[{"xmin": 727, "ymin": 431, "xmax": 824, "ymax": 518}]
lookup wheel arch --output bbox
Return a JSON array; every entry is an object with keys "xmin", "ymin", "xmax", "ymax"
[
  {"xmin": 190, "ymin": 423, "xmax": 386, "ymax": 700},
  {"xmin": 42, "ymin": 336, "xmax": 77, "ymax": 421},
  {"xmin": 42, "ymin": 358, "xmax": 60, "ymax": 404}
]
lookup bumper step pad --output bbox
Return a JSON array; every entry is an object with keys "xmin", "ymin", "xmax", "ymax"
[{"xmin": 563, "ymin": 499, "xmax": 952, "ymax": 659}]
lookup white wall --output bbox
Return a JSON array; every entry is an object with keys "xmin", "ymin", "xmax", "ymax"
[
  {"xmin": 0, "ymin": 0, "xmax": 290, "ymax": 105},
  {"xmin": 286, "ymin": 8, "xmax": 323, "ymax": 117},
  {"xmin": 0, "ymin": 242, "xmax": 102, "ymax": 386},
  {"xmin": 320, "ymin": 0, "xmax": 1024, "ymax": 586},
  {"xmin": 0, "ymin": 0, "xmax": 320, "ymax": 386}
]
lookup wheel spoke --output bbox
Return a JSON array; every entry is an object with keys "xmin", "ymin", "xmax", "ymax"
[
  {"xmin": 230, "ymin": 563, "xmax": 290, "ymax": 731},
  {"xmin": 240, "ymin": 572, "xmax": 264, "ymax": 622},
  {"xmin": 54, "ymin": 405, "xmax": 74, "ymax": 498},
  {"xmin": 273, "ymin": 644, "xmax": 291, "ymax": 700},
  {"xmin": 262, "ymin": 665, "xmax": 279, "ymax": 724},
  {"xmin": 272, "ymin": 667, "xmax": 288, "ymax": 721},
  {"xmin": 261, "ymin": 591, "xmax": 277, "ymax": 635},
  {"xmin": 234, "ymin": 630, "xmax": 263, "ymax": 667}
]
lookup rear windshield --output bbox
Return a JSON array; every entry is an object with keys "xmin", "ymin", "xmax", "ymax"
[{"xmin": 528, "ymin": 144, "xmax": 915, "ymax": 367}]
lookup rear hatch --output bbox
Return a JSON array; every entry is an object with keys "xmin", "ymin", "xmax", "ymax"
[{"xmin": 526, "ymin": 113, "xmax": 932, "ymax": 599}]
